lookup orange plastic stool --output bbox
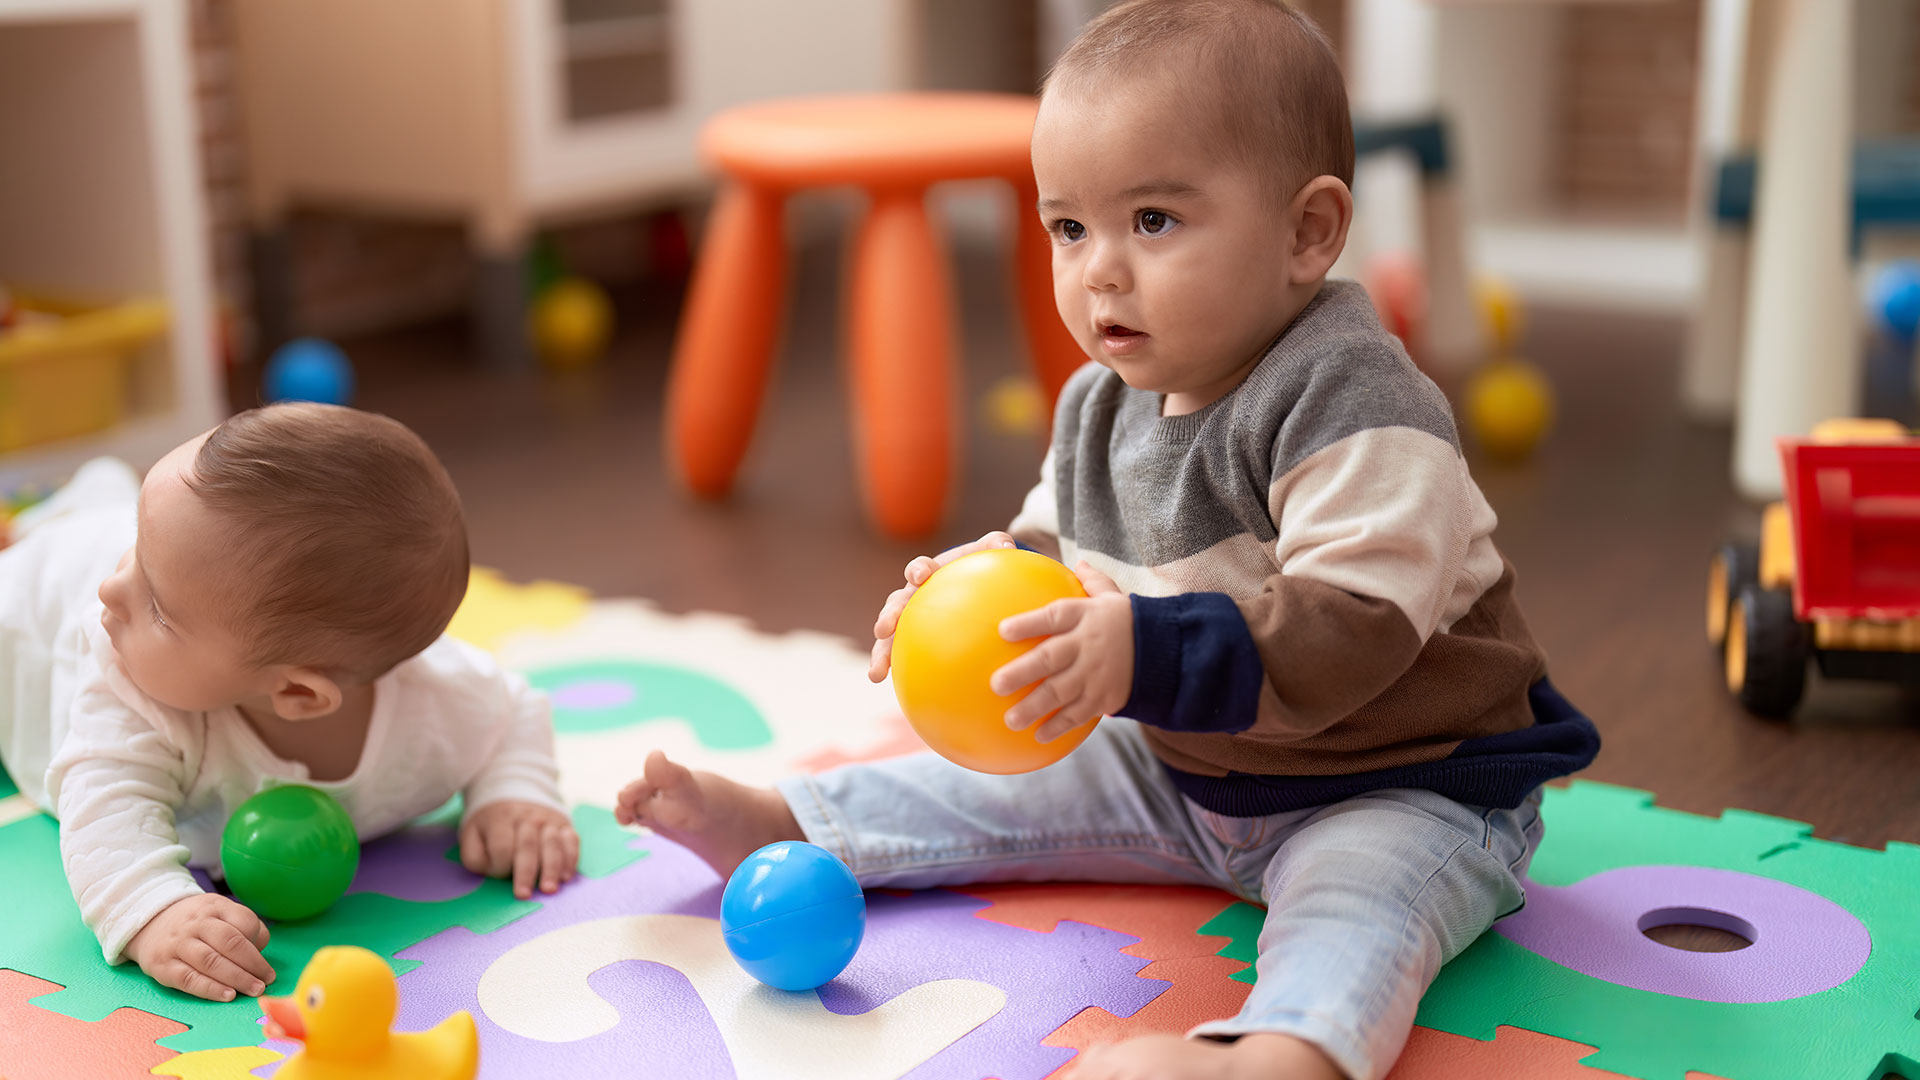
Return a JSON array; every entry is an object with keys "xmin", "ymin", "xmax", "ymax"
[{"xmin": 664, "ymin": 93, "xmax": 1085, "ymax": 539}]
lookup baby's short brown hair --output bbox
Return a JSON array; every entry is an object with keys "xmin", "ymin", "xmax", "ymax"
[
  {"xmin": 186, "ymin": 403, "xmax": 469, "ymax": 682},
  {"xmin": 1047, "ymin": 0, "xmax": 1353, "ymax": 194}
]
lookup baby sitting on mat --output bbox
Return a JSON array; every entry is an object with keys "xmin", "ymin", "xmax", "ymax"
[{"xmin": 612, "ymin": 2, "xmax": 1600, "ymax": 1078}]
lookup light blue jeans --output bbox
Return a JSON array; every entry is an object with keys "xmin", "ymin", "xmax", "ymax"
[{"xmin": 776, "ymin": 719, "xmax": 1542, "ymax": 1080}]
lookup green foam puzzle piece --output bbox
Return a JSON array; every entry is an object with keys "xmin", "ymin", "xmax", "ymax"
[
  {"xmin": 528, "ymin": 659, "xmax": 774, "ymax": 747},
  {"xmin": 0, "ymin": 811, "xmax": 537, "ymax": 1053},
  {"xmin": 1198, "ymin": 901, "xmax": 1263, "ymax": 986},
  {"xmin": 434, "ymin": 803, "xmax": 648, "ymax": 880},
  {"xmin": 1, "ymin": 798, "xmax": 649, "ymax": 1053},
  {"xmin": 0, "ymin": 757, "xmax": 19, "ymax": 801},
  {"xmin": 572, "ymin": 804, "xmax": 649, "ymax": 879},
  {"xmin": 1416, "ymin": 781, "xmax": 1920, "ymax": 1080}
]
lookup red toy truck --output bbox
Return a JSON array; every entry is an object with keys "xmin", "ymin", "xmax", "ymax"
[{"xmin": 1707, "ymin": 419, "xmax": 1920, "ymax": 717}]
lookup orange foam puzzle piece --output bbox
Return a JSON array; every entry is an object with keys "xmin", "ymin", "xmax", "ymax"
[
  {"xmin": 0, "ymin": 968, "xmax": 187, "ymax": 1080},
  {"xmin": 956, "ymin": 882, "xmax": 1254, "ymax": 1073},
  {"xmin": 794, "ymin": 713, "xmax": 928, "ymax": 772},
  {"xmin": 1383, "ymin": 1025, "xmax": 1736, "ymax": 1080}
]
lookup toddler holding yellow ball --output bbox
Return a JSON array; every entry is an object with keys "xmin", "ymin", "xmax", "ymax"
[{"xmin": 615, "ymin": 3, "xmax": 1599, "ymax": 1077}]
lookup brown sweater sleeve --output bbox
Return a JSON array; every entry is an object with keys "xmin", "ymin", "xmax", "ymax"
[{"xmin": 1232, "ymin": 575, "xmax": 1425, "ymax": 743}]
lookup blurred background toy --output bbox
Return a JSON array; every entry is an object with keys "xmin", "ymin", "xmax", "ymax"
[
  {"xmin": 890, "ymin": 548, "xmax": 1099, "ymax": 774},
  {"xmin": 720, "ymin": 841, "xmax": 865, "ymax": 992},
  {"xmin": 220, "ymin": 784, "xmax": 360, "ymax": 922},
  {"xmin": 1459, "ymin": 275, "xmax": 1554, "ymax": 463},
  {"xmin": 1365, "ymin": 250, "xmax": 1429, "ymax": 364},
  {"xmin": 1864, "ymin": 260, "xmax": 1920, "ymax": 417},
  {"xmin": 263, "ymin": 338, "xmax": 356, "ymax": 407},
  {"xmin": 529, "ymin": 277, "xmax": 613, "ymax": 371},
  {"xmin": 263, "ymin": 945, "xmax": 478, "ymax": 1080},
  {"xmin": 1869, "ymin": 260, "xmax": 1920, "ymax": 342},
  {"xmin": 1464, "ymin": 360, "xmax": 1554, "ymax": 463},
  {"xmin": 982, "ymin": 374, "xmax": 1046, "ymax": 438}
]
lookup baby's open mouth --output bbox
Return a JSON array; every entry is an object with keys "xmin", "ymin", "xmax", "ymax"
[{"xmin": 1103, "ymin": 324, "xmax": 1143, "ymax": 337}]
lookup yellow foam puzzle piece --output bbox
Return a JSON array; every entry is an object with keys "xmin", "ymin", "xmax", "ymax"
[
  {"xmin": 447, "ymin": 568, "xmax": 592, "ymax": 652},
  {"xmin": 151, "ymin": 1045, "xmax": 284, "ymax": 1079}
]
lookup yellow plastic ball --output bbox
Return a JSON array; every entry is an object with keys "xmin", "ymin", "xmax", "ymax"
[
  {"xmin": 983, "ymin": 375, "xmax": 1045, "ymax": 436},
  {"xmin": 1465, "ymin": 359, "xmax": 1554, "ymax": 462},
  {"xmin": 530, "ymin": 278, "xmax": 612, "ymax": 369},
  {"xmin": 1475, "ymin": 277, "xmax": 1526, "ymax": 354},
  {"xmin": 891, "ymin": 548, "xmax": 1100, "ymax": 774}
]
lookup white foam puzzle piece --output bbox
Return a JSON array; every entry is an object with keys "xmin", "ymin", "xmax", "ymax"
[
  {"xmin": 492, "ymin": 601, "xmax": 917, "ymax": 804},
  {"xmin": 0, "ymin": 793, "xmax": 40, "ymax": 828},
  {"xmin": 477, "ymin": 913, "xmax": 1005, "ymax": 1080}
]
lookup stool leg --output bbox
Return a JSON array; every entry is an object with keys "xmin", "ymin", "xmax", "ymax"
[
  {"xmin": 1012, "ymin": 178, "xmax": 1087, "ymax": 407},
  {"xmin": 665, "ymin": 182, "xmax": 787, "ymax": 499},
  {"xmin": 850, "ymin": 187, "xmax": 953, "ymax": 539}
]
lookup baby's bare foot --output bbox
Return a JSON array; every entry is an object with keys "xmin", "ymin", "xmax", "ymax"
[
  {"xmin": 1067, "ymin": 1032, "xmax": 1345, "ymax": 1080},
  {"xmin": 613, "ymin": 751, "xmax": 804, "ymax": 879}
]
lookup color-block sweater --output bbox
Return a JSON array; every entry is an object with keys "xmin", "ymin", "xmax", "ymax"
[{"xmin": 1008, "ymin": 280, "xmax": 1599, "ymax": 816}]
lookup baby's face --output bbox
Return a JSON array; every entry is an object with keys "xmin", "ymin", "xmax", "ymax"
[
  {"xmin": 97, "ymin": 436, "xmax": 267, "ymax": 713},
  {"xmin": 1033, "ymin": 77, "xmax": 1300, "ymax": 410}
]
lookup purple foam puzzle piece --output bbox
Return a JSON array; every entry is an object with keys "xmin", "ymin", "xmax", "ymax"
[
  {"xmin": 1495, "ymin": 863, "xmax": 1872, "ymax": 1003},
  {"xmin": 391, "ymin": 842, "xmax": 725, "ymax": 1079},
  {"xmin": 388, "ymin": 841, "xmax": 1167, "ymax": 1079},
  {"xmin": 346, "ymin": 825, "xmax": 485, "ymax": 904},
  {"xmin": 822, "ymin": 890, "xmax": 1167, "ymax": 1080},
  {"xmin": 549, "ymin": 680, "xmax": 638, "ymax": 710}
]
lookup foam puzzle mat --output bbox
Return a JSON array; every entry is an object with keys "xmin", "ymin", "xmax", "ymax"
[{"xmin": 1, "ymin": 567, "xmax": 1916, "ymax": 1079}]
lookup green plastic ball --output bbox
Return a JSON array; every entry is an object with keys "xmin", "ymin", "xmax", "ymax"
[{"xmin": 220, "ymin": 785, "xmax": 359, "ymax": 921}]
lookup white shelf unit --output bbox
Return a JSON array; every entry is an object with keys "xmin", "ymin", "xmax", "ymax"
[
  {"xmin": 232, "ymin": 0, "xmax": 913, "ymax": 366},
  {"xmin": 1338, "ymin": 0, "xmax": 1704, "ymax": 313},
  {"xmin": 0, "ymin": 0, "xmax": 223, "ymax": 491}
]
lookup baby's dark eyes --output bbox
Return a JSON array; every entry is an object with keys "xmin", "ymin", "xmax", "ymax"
[
  {"xmin": 1136, "ymin": 210, "xmax": 1175, "ymax": 236},
  {"xmin": 1053, "ymin": 219, "xmax": 1087, "ymax": 243}
]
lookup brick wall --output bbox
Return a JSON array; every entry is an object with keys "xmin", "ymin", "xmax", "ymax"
[
  {"xmin": 1553, "ymin": 0, "xmax": 1701, "ymax": 220},
  {"xmin": 187, "ymin": 0, "xmax": 250, "ymax": 353},
  {"xmin": 187, "ymin": 0, "xmax": 1701, "ymax": 354},
  {"xmin": 189, "ymin": 1, "xmax": 673, "ymax": 356}
]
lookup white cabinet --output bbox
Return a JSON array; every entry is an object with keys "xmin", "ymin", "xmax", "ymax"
[
  {"xmin": 0, "ymin": 0, "xmax": 223, "ymax": 489},
  {"xmin": 233, "ymin": 0, "xmax": 913, "ymax": 366}
]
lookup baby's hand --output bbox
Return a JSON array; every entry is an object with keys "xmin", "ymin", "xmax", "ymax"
[
  {"xmin": 124, "ymin": 893, "xmax": 275, "ymax": 1002},
  {"xmin": 460, "ymin": 800, "xmax": 579, "ymax": 899},
  {"xmin": 991, "ymin": 561, "xmax": 1133, "ymax": 742},
  {"xmin": 870, "ymin": 531, "xmax": 1019, "ymax": 682}
]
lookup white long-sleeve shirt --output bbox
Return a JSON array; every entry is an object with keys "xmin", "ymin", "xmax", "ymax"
[{"xmin": 0, "ymin": 486, "xmax": 566, "ymax": 963}]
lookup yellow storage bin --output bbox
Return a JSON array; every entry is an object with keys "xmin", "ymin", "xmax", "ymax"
[{"xmin": 0, "ymin": 295, "xmax": 168, "ymax": 454}]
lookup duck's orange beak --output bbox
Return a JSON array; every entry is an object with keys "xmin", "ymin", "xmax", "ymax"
[{"xmin": 261, "ymin": 996, "xmax": 306, "ymax": 1042}]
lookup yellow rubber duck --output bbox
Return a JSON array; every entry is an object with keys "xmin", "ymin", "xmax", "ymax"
[{"xmin": 261, "ymin": 945, "xmax": 478, "ymax": 1080}]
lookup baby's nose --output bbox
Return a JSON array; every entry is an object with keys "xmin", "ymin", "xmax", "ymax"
[{"xmin": 98, "ymin": 562, "xmax": 132, "ymax": 618}]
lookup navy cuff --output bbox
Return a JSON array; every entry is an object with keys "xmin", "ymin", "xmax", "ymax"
[{"xmin": 1119, "ymin": 592, "xmax": 1264, "ymax": 734}]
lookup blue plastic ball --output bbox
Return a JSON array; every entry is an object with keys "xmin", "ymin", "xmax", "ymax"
[
  {"xmin": 720, "ymin": 841, "xmax": 865, "ymax": 991},
  {"xmin": 1870, "ymin": 262, "xmax": 1920, "ymax": 341},
  {"xmin": 264, "ymin": 338, "xmax": 355, "ymax": 406}
]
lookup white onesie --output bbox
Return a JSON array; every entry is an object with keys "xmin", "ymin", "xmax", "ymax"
[{"xmin": 0, "ymin": 461, "xmax": 565, "ymax": 962}]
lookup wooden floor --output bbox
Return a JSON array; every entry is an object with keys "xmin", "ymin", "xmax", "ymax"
[{"xmin": 242, "ymin": 229, "xmax": 1920, "ymax": 852}]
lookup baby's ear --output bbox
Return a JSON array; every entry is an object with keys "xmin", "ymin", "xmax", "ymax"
[
  {"xmin": 270, "ymin": 668, "xmax": 345, "ymax": 722},
  {"xmin": 1288, "ymin": 175, "xmax": 1354, "ymax": 285}
]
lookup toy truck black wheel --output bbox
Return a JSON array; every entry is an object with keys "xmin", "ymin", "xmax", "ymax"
[
  {"xmin": 1707, "ymin": 540, "xmax": 1760, "ymax": 649},
  {"xmin": 1725, "ymin": 584, "xmax": 1808, "ymax": 718}
]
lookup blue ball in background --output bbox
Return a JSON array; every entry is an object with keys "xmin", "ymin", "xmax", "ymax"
[
  {"xmin": 721, "ymin": 841, "xmax": 865, "ymax": 991},
  {"xmin": 263, "ymin": 338, "xmax": 355, "ymax": 406},
  {"xmin": 1870, "ymin": 261, "xmax": 1920, "ymax": 341}
]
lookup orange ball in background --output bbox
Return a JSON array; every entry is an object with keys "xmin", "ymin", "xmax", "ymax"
[
  {"xmin": 1365, "ymin": 250, "xmax": 1428, "ymax": 363},
  {"xmin": 890, "ymin": 549, "xmax": 1100, "ymax": 774}
]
